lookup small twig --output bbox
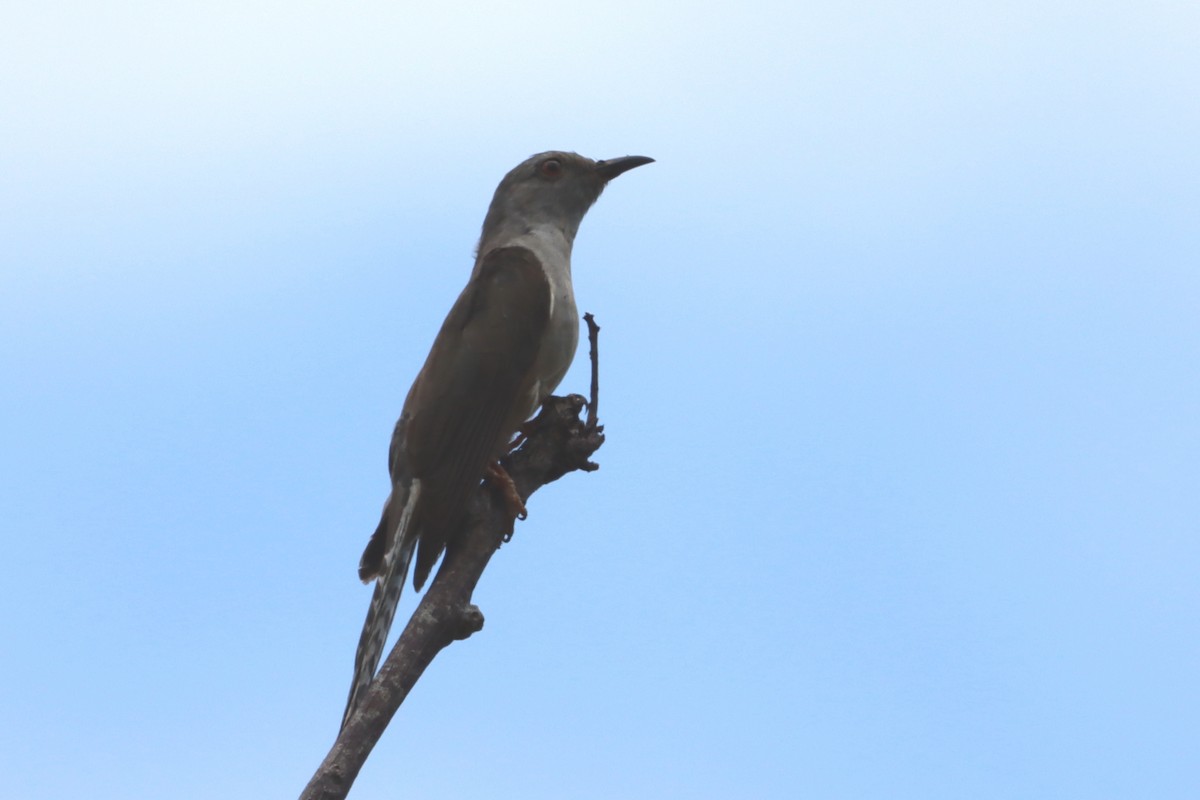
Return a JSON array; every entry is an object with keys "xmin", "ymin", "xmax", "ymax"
[{"xmin": 583, "ymin": 312, "xmax": 600, "ymax": 430}]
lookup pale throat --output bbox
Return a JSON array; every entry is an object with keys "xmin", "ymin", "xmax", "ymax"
[{"xmin": 505, "ymin": 223, "xmax": 576, "ymax": 318}]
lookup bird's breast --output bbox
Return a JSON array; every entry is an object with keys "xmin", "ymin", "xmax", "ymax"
[
  {"xmin": 534, "ymin": 279, "xmax": 579, "ymax": 400},
  {"xmin": 503, "ymin": 226, "xmax": 581, "ymax": 406}
]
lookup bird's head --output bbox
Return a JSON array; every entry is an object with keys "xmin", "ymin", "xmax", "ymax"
[{"xmin": 479, "ymin": 151, "xmax": 653, "ymax": 250}]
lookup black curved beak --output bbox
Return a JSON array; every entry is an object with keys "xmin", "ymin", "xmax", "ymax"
[{"xmin": 595, "ymin": 155, "xmax": 655, "ymax": 181}]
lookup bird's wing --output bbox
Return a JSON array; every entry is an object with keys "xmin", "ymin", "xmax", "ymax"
[
  {"xmin": 342, "ymin": 246, "xmax": 550, "ymax": 728},
  {"xmin": 403, "ymin": 244, "xmax": 552, "ymax": 588}
]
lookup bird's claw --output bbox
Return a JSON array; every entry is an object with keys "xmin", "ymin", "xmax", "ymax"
[{"xmin": 484, "ymin": 462, "xmax": 528, "ymax": 521}]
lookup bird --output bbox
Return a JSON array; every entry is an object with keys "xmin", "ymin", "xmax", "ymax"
[{"xmin": 342, "ymin": 150, "xmax": 653, "ymax": 728}]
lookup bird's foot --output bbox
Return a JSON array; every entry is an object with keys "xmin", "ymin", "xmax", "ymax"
[{"xmin": 484, "ymin": 462, "xmax": 527, "ymax": 521}]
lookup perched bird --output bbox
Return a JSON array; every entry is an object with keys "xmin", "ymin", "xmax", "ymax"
[{"xmin": 342, "ymin": 150, "xmax": 653, "ymax": 727}]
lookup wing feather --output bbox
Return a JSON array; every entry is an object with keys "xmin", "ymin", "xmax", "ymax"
[{"xmin": 402, "ymin": 246, "xmax": 551, "ymax": 588}]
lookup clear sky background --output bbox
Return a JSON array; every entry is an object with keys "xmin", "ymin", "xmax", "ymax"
[{"xmin": 2, "ymin": 2, "xmax": 1197, "ymax": 798}]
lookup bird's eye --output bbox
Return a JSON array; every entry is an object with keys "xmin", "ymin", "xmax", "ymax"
[{"xmin": 539, "ymin": 159, "xmax": 563, "ymax": 179}]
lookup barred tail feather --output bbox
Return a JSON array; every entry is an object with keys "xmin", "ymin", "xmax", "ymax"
[{"xmin": 342, "ymin": 479, "xmax": 422, "ymax": 729}]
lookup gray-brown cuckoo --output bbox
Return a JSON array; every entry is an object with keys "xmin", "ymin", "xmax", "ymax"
[{"xmin": 342, "ymin": 151, "xmax": 653, "ymax": 727}]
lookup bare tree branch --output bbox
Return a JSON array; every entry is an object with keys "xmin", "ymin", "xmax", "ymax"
[
  {"xmin": 300, "ymin": 316, "xmax": 606, "ymax": 800},
  {"xmin": 583, "ymin": 312, "xmax": 600, "ymax": 430}
]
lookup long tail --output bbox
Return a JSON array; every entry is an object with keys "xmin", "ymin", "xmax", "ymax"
[{"xmin": 341, "ymin": 479, "xmax": 422, "ymax": 729}]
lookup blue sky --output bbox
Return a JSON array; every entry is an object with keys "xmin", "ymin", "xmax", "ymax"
[{"xmin": 2, "ymin": 2, "xmax": 1197, "ymax": 798}]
